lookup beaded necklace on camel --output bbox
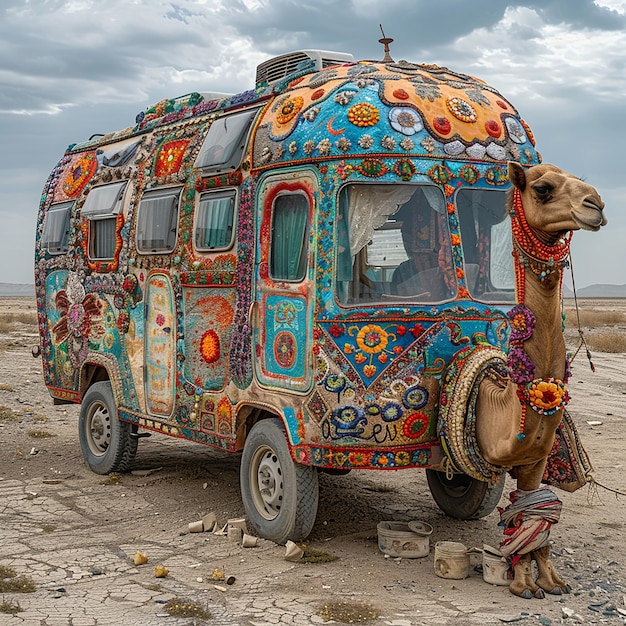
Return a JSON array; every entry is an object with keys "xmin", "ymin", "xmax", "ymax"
[{"xmin": 507, "ymin": 187, "xmax": 571, "ymax": 440}]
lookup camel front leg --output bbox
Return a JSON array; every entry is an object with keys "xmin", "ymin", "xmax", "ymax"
[
  {"xmin": 532, "ymin": 544, "xmax": 571, "ymax": 595},
  {"xmin": 509, "ymin": 553, "xmax": 545, "ymax": 599}
]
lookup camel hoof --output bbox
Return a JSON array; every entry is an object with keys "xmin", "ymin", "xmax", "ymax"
[
  {"xmin": 521, "ymin": 589, "xmax": 533, "ymax": 600},
  {"xmin": 534, "ymin": 588, "xmax": 546, "ymax": 599}
]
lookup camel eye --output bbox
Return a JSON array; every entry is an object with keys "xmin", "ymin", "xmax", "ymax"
[{"xmin": 533, "ymin": 184, "xmax": 553, "ymax": 199}]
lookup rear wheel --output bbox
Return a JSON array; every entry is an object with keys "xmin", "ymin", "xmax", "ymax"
[
  {"xmin": 78, "ymin": 381, "xmax": 137, "ymax": 475},
  {"xmin": 240, "ymin": 418, "xmax": 319, "ymax": 544},
  {"xmin": 426, "ymin": 469, "xmax": 505, "ymax": 519}
]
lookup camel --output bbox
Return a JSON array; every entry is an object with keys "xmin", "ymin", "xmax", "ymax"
[{"xmin": 471, "ymin": 162, "xmax": 606, "ymax": 598}]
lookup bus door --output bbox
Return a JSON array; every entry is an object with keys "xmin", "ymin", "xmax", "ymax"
[{"xmin": 254, "ymin": 172, "xmax": 317, "ymax": 392}]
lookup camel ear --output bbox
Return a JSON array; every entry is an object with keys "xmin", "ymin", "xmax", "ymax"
[{"xmin": 508, "ymin": 161, "xmax": 526, "ymax": 191}]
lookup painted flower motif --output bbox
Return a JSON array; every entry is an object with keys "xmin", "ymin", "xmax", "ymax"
[
  {"xmin": 382, "ymin": 403, "xmax": 403, "ymax": 422},
  {"xmin": 373, "ymin": 452, "xmax": 394, "ymax": 468},
  {"xmin": 399, "ymin": 137, "xmax": 415, "ymax": 151},
  {"xmin": 355, "ymin": 353, "xmax": 367, "ymax": 364},
  {"xmin": 288, "ymin": 141, "xmax": 298, "ymax": 155},
  {"xmin": 358, "ymin": 134, "xmax": 374, "ymax": 149},
  {"xmin": 421, "ymin": 137, "xmax": 435, "ymax": 153},
  {"xmin": 447, "ymin": 96, "xmax": 477, "ymax": 123},
  {"xmin": 329, "ymin": 323, "xmax": 345, "ymax": 338},
  {"xmin": 332, "ymin": 405, "xmax": 365, "ymax": 429},
  {"xmin": 394, "ymin": 451, "xmax": 411, "ymax": 466},
  {"xmin": 356, "ymin": 324, "xmax": 388, "ymax": 354},
  {"xmin": 403, "ymin": 385, "xmax": 428, "ymax": 409},
  {"xmin": 508, "ymin": 305, "xmax": 536, "ymax": 342},
  {"xmin": 276, "ymin": 96, "xmax": 304, "ymax": 124},
  {"xmin": 363, "ymin": 364, "xmax": 377, "ymax": 378},
  {"xmin": 52, "ymin": 273, "xmax": 103, "ymax": 369},
  {"xmin": 389, "ymin": 107, "xmax": 423, "ymax": 135},
  {"xmin": 365, "ymin": 403, "xmax": 381, "ymax": 417},
  {"xmin": 527, "ymin": 378, "xmax": 569, "ymax": 415},
  {"xmin": 381, "ymin": 135, "xmax": 396, "ymax": 150},
  {"xmin": 347, "ymin": 103, "xmax": 380, "ymax": 127},
  {"xmin": 155, "ymin": 313, "xmax": 166, "ymax": 327},
  {"xmin": 324, "ymin": 373, "xmax": 347, "ymax": 394},
  {"xmin": 344, "ymin": 344, "xmax": 354, "ymax": 354},
  {"xmin": 348, "ymin": 451, "xmax": 370, "ymax": 466},
  {"xmin": 200, "ymin": 329, "xmax": 221, "ymax": 364},
  {"xmin": 409, "ymin": 323, "xmax": 425, "ymax": 338},
  {"xmin": 317, "ymin": 139, "xmax": 332, "ymax": 156},
  {"xmin": 303, "ymin": 140, "xmax": 315, "ymax": 155},
  {"xmin": 403, "ymin": 412, "xmax": 428, "ymax": 439},
  {"xmin": 336, "ymin": 137, "xmax": 352, "ymax": 152}
]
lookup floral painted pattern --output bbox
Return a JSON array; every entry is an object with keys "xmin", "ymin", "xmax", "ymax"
[{"xmin": 52, "ymin": 273, "xmax": 103, "ymax": 369}]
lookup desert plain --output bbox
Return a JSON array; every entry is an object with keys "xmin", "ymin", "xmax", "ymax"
[{"xmin": 0, "ymin": 296, "xmax": 625, "ymax": 625}]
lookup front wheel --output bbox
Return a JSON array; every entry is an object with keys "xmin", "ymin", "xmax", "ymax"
[
  {"xmin": 240, "ymin": 418, "xmax": 319, "ymax": 544},
  {"xmin": 426, "ymin": 469, "xmax": 505, "ymax": 519},
  {"xmin": 78, "ymin": 381, "xmax": 137, "ymax": 475}
]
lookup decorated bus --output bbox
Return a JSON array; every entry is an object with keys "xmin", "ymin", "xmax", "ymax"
[{"xmin": 35, "ymin": 46, "xmax": 599, "ymax": 554}]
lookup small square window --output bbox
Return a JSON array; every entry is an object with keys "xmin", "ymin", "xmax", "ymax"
[
  {"xmin": 136, "ymin": 188, "xmax": 181, "ymax": 253},
  {"xmin": 90, "ymin": 217, "xmax": 117, "ymax": 260},
  {"xmin": 42, "ymin": 201, "xmax": 72, "ymax": 254},
  {"xmin": 194, "ymin": 190, "xmax": 236, "ymax": 250}
]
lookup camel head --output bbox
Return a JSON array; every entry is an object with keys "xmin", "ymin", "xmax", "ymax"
[{"xmin": 508, "ymin": 162, "xmax": 607, "ymax": 235}]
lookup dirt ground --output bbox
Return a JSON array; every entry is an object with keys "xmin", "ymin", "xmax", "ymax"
[{"xmin": 0, "ymin": 296, "xmax": 625, "ymax": 625}]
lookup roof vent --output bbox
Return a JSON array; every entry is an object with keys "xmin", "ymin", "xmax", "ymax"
[{"xmin": 256, "ymin": 50, "xmax": 354, "ymax": 86}]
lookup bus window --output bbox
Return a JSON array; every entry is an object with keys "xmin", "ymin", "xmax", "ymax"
[
  {"xmin": 456, "ymin": 188, "xmax": 515, "ymax": 302},
  {"xmin": 82, "ymin": 181, "xmax": 127, "ymax": 261},
  {"xmin": 194, "ymin": 189, "xmax": 236, "ymax": 250},
  {"xmin": 336, "ymin": 184, "xmax": 454, "ymax": 305},
  {"xmin": 42, "ymin": 202, "xmax": 72, "ymax": 254},
  {"xmin": 136, "ymin": 188, "xmax": 181, "ymax": 254},
  {"xmin": 270, "ymin": 193, "xmax": 309, "ymax": 282}
]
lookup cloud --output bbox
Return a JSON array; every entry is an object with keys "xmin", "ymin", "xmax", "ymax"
[{"xmin": 1, "ymin": 0, "xmax": 624, "ymax": 285}]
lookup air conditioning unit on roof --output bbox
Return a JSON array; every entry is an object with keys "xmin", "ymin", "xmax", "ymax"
[{"xmin": 256, "ymin": 50, "xmax": 355, "ymax": 86}]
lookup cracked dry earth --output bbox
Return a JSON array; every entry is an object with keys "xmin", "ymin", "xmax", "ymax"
[{"xmin": 0, "ymin": 296, "xmax": 625, "ymax": 626}]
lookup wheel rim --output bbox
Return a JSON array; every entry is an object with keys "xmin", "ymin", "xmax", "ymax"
[
  {"xmin": 249, "ymin": 444, "xmax": 283, "ymax": 520},
  {"xmin": 85, "ymin": 401, "xmax": 111, "ymax": 457},
  {"xmin": 435, "ymin": 472, "xmax": 474, "ymax": 499}
]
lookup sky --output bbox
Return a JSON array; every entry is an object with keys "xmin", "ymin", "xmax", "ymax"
[{"xmin": 1, "ymin": 0, "xmax": 625, "ymax": 288}]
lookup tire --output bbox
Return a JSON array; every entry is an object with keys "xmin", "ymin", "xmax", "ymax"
[
  {"xmin": 426, "ymin": 469, "xmax": 505, "ymax": 519},
  {"xmin": 240, "ymin": 418, "xmax": 319, "ymax": 544},
  {"xmin": 78, "ymin": 381, "xmax": 138, "ymax": 475}
]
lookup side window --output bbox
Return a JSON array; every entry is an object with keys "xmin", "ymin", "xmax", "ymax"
[
  {"xmin": 42, "ymin": 201, "xmax": 72, "ymax": 254},
  {"xmin": 194, "ymin": 108, "xmax": 258, "ymax": 174},
  {"xmin": 456, "ymin": 188, "xmax": 514, "ymax": 302},
  {"xmin": 270, "ymin": 193, "xmax": 309, "ymax": 281},
  {"xmin": 194, "ymin": 189, "xmax": 236, "ymax": 250},
  {"xmin": 136, "ymin": 188, "xmax": 181, "ymax": 254},
  {"xmin": 82, "ymin": 181, "xmax": 127, "ymax": 261}
]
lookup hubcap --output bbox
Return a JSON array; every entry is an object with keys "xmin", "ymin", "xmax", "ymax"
[
  {"xmin": 250, "ymin": 446, "xmax": 283, "ymax": 520},
  {"xmin": 87, "ymin": 402, "xmax": 111, "ymax": 456}
]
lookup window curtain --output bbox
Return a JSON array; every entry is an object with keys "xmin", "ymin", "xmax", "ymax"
[
  {"xmin": 138, "ymin": 196, "xmax": 177, "ymax": 249},
  {"xmin": 92, "ymin": 218, "xmax": 116, "ymax": 259},
  {"xmin": 198, "ymin": 195, "xmax": 234, "ymax": 248},
  {"xmin": 271, "ymin": 195, "xmax": 308, "ymax": 280},
  {"xmin": 347, "ymin": 185, "xmax": 414, "ymax": 256}
]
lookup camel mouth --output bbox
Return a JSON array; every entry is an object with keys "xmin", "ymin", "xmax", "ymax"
[{"xmin": 572, "ymin": 200, "xmax": 607, "ymax": 232}]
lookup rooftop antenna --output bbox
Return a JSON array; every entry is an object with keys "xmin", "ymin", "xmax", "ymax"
[{"xmin": 379, "ymin": 24, "xmax": 395, "ymax": 63}]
